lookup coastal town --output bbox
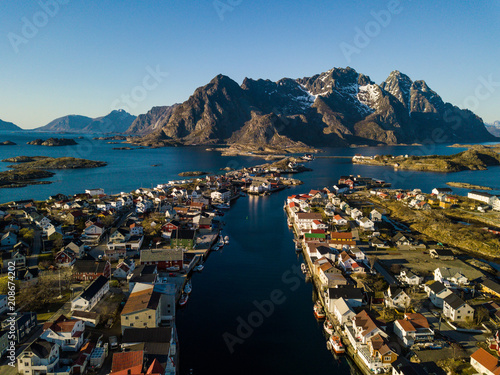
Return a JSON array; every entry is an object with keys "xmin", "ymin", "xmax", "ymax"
[
  {"xmin": 0, "ymin": 158, "xmax": 311, "ymax": 375},
  {"xmin": 286, "ymin": 174, "xmax": 500, "ymax": 375},
  {"xmin": 0, "ymin": 153, "xmax": 500, "ymax": 374}
]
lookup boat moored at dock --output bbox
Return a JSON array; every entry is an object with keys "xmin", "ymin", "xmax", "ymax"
[
  {"xmin": 323, "ymin": 319, "xmax": 334, "ymax": 335},
  {"xmin": 314, "ymin": 301, "xmax": 326, "ymax": 320},
  {"xmin": 179, "ymin": 293, "xmax": 189, "ymax": 306},
  {"xmin": 327, "ymin": 335, "xmax": 345, "ymax": 354}
]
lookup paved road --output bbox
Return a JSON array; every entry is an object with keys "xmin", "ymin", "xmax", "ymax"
[{"xmin": 27, "ymin": 229, "xmax": 42, "ymax": 267}]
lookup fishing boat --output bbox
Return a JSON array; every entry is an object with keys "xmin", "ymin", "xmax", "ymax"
[
  {"xmin": 300, "ymin": 263, "xmax": 307, "ymax": 274},
  {"xmin": 327, "ymin": 335, "xmax": 345, "ymax": 354},
  {"xmin": 314, "ymin": 302, "xmax": 326, "ymax": 320},
  {"xmin": 302, "ymin": 153, "xmax": 315, "ymax": 161},
  {"xmin": 194, "ymin": 264, "xmax": 204, "ymax": 272},
  {"xmin": 184, "ymin": 281, "xmax": 192, "ymax": 294},
  {"xmin": 323, "ymin": 319, "xmax": 334, "ymax": 335},
  {"xmin": 213, "ymin": 202, "xmax": 230, "ymax": 210},
  {"xmin": 224, "ymin": 236, "xmax": 229, "ymax": 245},
  {"xmin": 179, "ymin": 293, "xmax": 189, "ymax": 306}
]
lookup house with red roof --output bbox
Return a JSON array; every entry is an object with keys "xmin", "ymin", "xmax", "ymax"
[
  {"xmin": 40, "ymin": 315, "xmax": 85, "ymax": 351},
  {"xmin": 470, "ymin": 348, "xmax": 500, "ymax": 375},
  {"xmin": 394, "ymin": 313, "xmax": 434, "ymax": 347}
]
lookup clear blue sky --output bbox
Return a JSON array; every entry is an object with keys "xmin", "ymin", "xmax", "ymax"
[{"xmin": 1, "ymin": 0, "xmax": 499, "ymax": 128}]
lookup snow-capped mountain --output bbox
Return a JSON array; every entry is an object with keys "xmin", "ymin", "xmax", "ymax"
[{"xmin": 126, "ymin": 66, "xmax": 496, "ymax": 148}]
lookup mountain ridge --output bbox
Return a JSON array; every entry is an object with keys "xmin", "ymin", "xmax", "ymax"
[
  {"xmin": 34, "ymin": 110, "xmax": 136, "ymax": 133},
  {"xmin": 0, "ymin": 119, "xmax": 23, "ymax": 131},
  {"xmin": 126, "ymin": 66, "xmax": 496, "ymax": 151}
]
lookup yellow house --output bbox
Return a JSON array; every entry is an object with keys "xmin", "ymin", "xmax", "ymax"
[
  {"xmin": 439, "ymin": 201, "xmax": 452, "ymax": 209},
  {"xmin": 481, "ymin": 279, "xmax": 500, "ymax": 298},
  {"xmin": 428, "ymin": 198, "xmax": 439, "ymax": 206},
  {"xmin": 368, "ymin": 334, "xmax": 398, "ymax": 367},
  {"xmin": 120, "ymin": 285, "xmax": 162, "ymax": 334}
]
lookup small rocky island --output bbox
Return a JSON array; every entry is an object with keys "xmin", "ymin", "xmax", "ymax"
[
  {"xmin": 178, "ymin": 171, "xmax": 209, "ymax": 177},
  {"xmin": 0, "ymin": 156, "xmax": 107, "ymax": 188},
  {"xmin": 27, "ymin": 137, "xmax": 78, "ymax": 146},
  {"xmin": 353, "ymin": 146, "xmax": 500, "ymax": 173},
  {"xmin": 0, "ymin": 140, "xmax": 16, "ymax": 146}
]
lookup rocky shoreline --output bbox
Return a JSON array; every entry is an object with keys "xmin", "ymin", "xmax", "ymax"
[
  {"xmin": 0, "ymin": 156, "xmax": 107, "ymax": 188},
  {"xmin": 27, "ymin": 137, "xmax": 77, "ymax": 146}
]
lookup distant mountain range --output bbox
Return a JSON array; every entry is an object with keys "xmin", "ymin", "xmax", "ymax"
[
  {"xmin": 125, "ymin": 67, "xmax": 497, "ymax": 150},
  {"xmin": 486, "ymin": 121, "xmax": 500, "ymax": 137},
  {"xmin": 34, "ymin": 110, "xmax": 136, "ymax": 133},
  {"xmin": 0, "ymin": 119, "xmax": 23, "ymax": 131},
  {"xmin": 1, "ymin": 67, "xmax": 498, "ymax": 149}
]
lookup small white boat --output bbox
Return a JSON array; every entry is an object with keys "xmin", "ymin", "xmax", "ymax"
[
  {"xmin": 184, "ymin": 281, "xmax": 192, "ymax": 294},
  {"xmin": 214, "ymin": 203, "xmax": 230, "ymax": 210},
  {"xmin": 323, "ymin": 319, "xmax": 334, "ymax": 335},
  {"xmin": 301, "ymin": 263, "xmax": 307, "ymax": 274},
  {"xmin": 194, "ymin": 264, "xmax": 204, "ymax": 272},
  {"xmin": 166, "ymin": 265, "xmax": 180, "ymax": 272},
  {"xmin": 179, "ymin": 293, "xmax": 189, "ymax": 306},
  {"xmin": 224, "ymin": 236, "xmax": 229, "ymax": 245}
]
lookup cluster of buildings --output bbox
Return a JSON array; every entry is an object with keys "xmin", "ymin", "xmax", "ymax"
[
  {"xmin": 0, "ymin": 171, "xmax": 259, "ymax": 374},
  {"xmin": 286, "ymin": 182, "xmax": 500, "ymax": 374}
]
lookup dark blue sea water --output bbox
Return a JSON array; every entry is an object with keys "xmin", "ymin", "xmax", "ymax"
[{"xmin": 1, "ymin": 130, "xmax": 500, "ymax": 374}]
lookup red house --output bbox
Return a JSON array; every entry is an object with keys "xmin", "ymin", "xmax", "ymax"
[
  {"xmin": 140, "ymin": 248, "xmax": 183, "ymax": 271},
  {"xmin": 55, "ymin": 249, "xmax": 76, "ymax": 267},
  {"xmin": 72, "ymin": 259, "xmax": 111, "ymax": 281}
]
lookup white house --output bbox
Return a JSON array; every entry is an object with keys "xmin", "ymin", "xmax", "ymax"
[
  {"xmin": 357, "ymin": 217, "xmax": 375, "ymax": 231},
  {"xmin": 349, "ymin": 310, "xmax": 387, "ymax": 345},
  {"xmin": 434, "ymin": 267, "xmax": 469, "ymax": 286},
  {"xmin": 332, "ymin": 215, "xmax": 348, "ymax": 226},
  {"xmin": 443, "ymin": 293, "xmax": 474, "ymax": 322},
  {"xmin": 17, "ymin": 339, "xmax": 60, "ymax": 375},
  {"xmin": 71, "ymin": 276, "xmax": 109, "ymax": 312},
  {"xmin": 370, "ymin": 209, "xmax": 382, "ymax": 222},
  {"xmin": 468, "ymin": 191, "xmax": 499, "ymax": 206},
  {"xmin": 333, "ymin": 297, "xmax": 356, "ymax": 326},
  {"xmin": 85, "ymin": 188, "xmax": 104, "ymax": 196},
  {"xmin": 425, "ymin": 281, "xmax": 453, "ymax": 308},
  {"xmin": 295, "ymin": 212, "xmax": 323, "ymax": 231},
  {"xmin": 41, "ymin": 316, "xmax": 85, "ymax": 351},
  {"xmin": 470, "ymin": 348, "xmax": 500, "ymax": 375},
  {"xmin": 384, "ymin": 286, "xmax": 411, "ymax": 309},
  {"xmin": 211, "ymin": 189, "xmax": 231, "ymax": 202},
  {"xmin": 393, "ymin": 313, "xmax": 434, "ymax": 347},
  {"xmin": 350, "ymin": 208, "xmax": 363, "ymax": 220},
  {"xmin": 399, "ymin": 270, "xmax": 423, "ymax": 286}
]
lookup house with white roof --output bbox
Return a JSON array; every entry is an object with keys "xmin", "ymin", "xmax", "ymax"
[
  {"xmin": 41, "ymin": 315, "xmax": 85, "ymax": 351},
  {"xmin": 332, "ymin": 297, "xmax": 356, "ymax": 325}
]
